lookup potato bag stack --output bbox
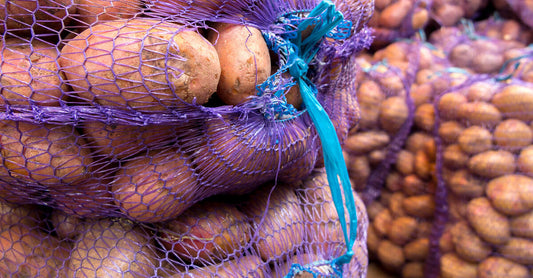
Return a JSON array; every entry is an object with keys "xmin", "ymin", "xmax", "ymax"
[{"xmin": 0, "ymin": 0, "xmax": 374, "ymax": 277}]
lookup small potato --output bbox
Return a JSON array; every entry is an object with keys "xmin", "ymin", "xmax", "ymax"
[
  {"xmin": 414, "ymin": 150, "xmax": 432, "ymax": 180},
  {"xmin": 377, "ymin": 240, "xmax": 405, "ymax": 272},
  {"xmin": 486, "ymin": 174, "xmax": 533, "ymax": 216},
  {"xmin": 180, "ymin": 255, "xmax": 268, "ymax": 278},
  {"xmin": 440, "ymin": 253, "xmax": 477, "ymax": 278},
  {"xmin": 517, "ymin": 145, "xmax": 533, "ymax": 177},
  {"xmin": 402, "ymin": 174, "xmax": 427, "ymax": 196},
  {"xmin": 379, "ymin": 96, "xmax": 409, "ymax": 134},
  {"xmin": 344, "ymin": 130, "xmax": 390, "ymax": 155},
  {"xmin": 492, "ymin": 85, "xmax": 533, "ymax": 121},
  {"xmin": 402, "ymin": 262, "xmax": 424, "ymax": 278},
  {"xmin": 467, "ymin": 197, "xmax": 511, "ymax": 245},
  {"xmin": 467, "ymin": 82, "xmax": 498, "ymax": 102},
  {"xmin": 60, "ymin": 18, "xmax": 220, "ymax": 111},
  {"xmin": 510, "ymin": 210, "xmax": 533, "ymax": 239},
  {"xmin": 373, "ymin": 208, "xmax": 393, "ymax": 237},
  {"xmin": 160, "ymin": 201, "xmax": 252, "ymax": 263},
  {"xmin": 243, "ymin": 184, "xmax": 305, "ymax": 261},
  {"xmin": 207, "ymin": 23, "xmax": 271, "ymax": 106},
  {"xmin": 0, "ymin": 38, "xmax": 68, "ymax": 106},
  {"xmin": 448, "ymin": 169, "xmax": 485, "ymax": 198},
  {"xmin": 402, "ymin": 195, "xmax": 435, "ymax": 218},
  {"xmin": 405, "ymin": 132, "xmax": 434, "ymax": 154},
  {"xmin": 404, "ymin": 238, "xmax": 429, "ymax": 261},
  {"xmin": 468, "ymin": 150, "xmax": 516, "ymax": 179},
  {"xmin": 357, "ymin": 80, "xmax": 385, "ymax": 129},
  {"xmin": 478, "ymin": 257, "xmax": 529, "ymax": 278},
  {"xmin": 457, "ymin": 126, "xmax": 492, "ymax": 155},
  {"xmin": 112, "ymin": 149, "xmax": 199, "ymax": 223},
  {"xmin": 0, "ymin": 120, "xmax": 92, "ymax": 186},
  {"xmin": 51, "ymin": 209, "xmax": 86, "ymax": 239},
  {"xmin": 414, "ymin": 103, "xmax": 435, "ymax": 132},
  {"xmin": 437, "ymin": 93, "xmax": 468, "ymax": 121},
  {"xmin": 388, "ymin": 192, "xmax": 407, "ymax": 218},
  {"xmin": 450, "ymin": 221, "xmax": 491, "ymax": 263},
  {"xmin": 457, "ymin": 102, "xmax": 502, "ymax": 128},
  {"xmin": 388, "ymin": 216, "xmax": 418, "ymax": 246},
  {"xmin": 396, "ymin": 150, "xmax": 414, "ymax": 176},
  {"xmin": 68, "ymin": 218, "xmax": 158, "ymax": 278},
  {"xmin": 449, "ymin": 43, "xmax": 475, "ymax": 68},
  {"xmin": 75, "ymin": 0, "xmax": 141, "ymax": 25},
  {"xmin": 493, "ymin": 119, "xmax": 533, "ymax": 152},
  {"xmin": 498, "ymin": 237, "xmax": 533, "ymax": 265},
  {"xmin": 378, "ymin": 0, "xmax": 413, "ymax": 28},
  {"xmin": 0, "ymin": 224, "xmax": 71, "ymax": 277},
  {"xmin": 442, "ymin": 144, "xmax": 469, "ymax": 169}
]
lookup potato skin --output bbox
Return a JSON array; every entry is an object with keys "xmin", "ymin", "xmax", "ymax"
[
  {"xmin": 68, "ymin": 218, "xmax": 157, "ymax": 278},
  {"xmin": 160, "ymin": 201, "xmax": 252, "ymax": 263},
  {"xmin": 208, "ymin": 23, "xmax": 271, "ymax": 105},
  {"xmin": 60, "ymin": 18, "xmax": 220, "ymax": 111},
  {"xmin": 178, "ymin": 255, "xmax": 268, "ymax": 278},
  {"xmin": 0, "ymin": 38, "xmax": 67, "ymax": 106},
  {"xmin": 112, "ymin": 149, "xmax": 199, "ymax": 223},
  {"xmin": 74, "ymin": 0, "xmax": 141, "ymax": 25}
]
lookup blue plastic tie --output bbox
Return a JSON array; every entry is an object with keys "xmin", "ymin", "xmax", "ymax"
[{"xmin": 257, "ymin": 1, "xmax": 358, "ymax": 276}]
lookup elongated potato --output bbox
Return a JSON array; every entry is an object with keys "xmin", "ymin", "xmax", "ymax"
[
  {"xmin": 0, "ymin": 38, "xmax": 67, "ymax": 106},
  {"xmin": 207, "ymin": 23, "xmax": 271, "ymax": 105},
  {"xmin": 0, "ymin": 120, "xmax": 93, "ymax": 186},
  {"xmin": 242, "ymin": 184, "xmax": 305, "ymax": 261},
  {"xmin": 160, "ymin": 200, "xmax": 252, "ymax": 263},
  {"xmin": 60, "ymin": 18, "xmax": 220, "ymax": 111},
  {"xmin": 112, "ymin": 149, "xmax": 199, "ymax": 223},
  {"xmin": 68, "ymin": 218, "xmax": 157, "ymax": 278}
]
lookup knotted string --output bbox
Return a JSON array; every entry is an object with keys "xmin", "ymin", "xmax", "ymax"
[{"xmin": 257, "ymin": 1, "xmax": 358, "ymax": 276}]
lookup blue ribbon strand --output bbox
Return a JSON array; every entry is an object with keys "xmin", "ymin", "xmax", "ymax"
[{"xmin": 257, "ymin": 1, "xmax": 358, "ymax": 276}]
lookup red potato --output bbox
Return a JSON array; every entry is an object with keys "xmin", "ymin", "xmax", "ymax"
[
  {"xmin": 160, "ymin": 201, "xmax": 252, "ymax": 263},
  {"xmin": 68, "ymin": 218, "xmax": 158, "ymax": 278},
  {"xmin": 60, "ymin": 18, "xmax": 221, "ymax": 111},
  {"xmin": 0, "ymin": 120, "xmax": 93, "ymax": 187},
  {"xmin": 0, "ymin": 38, "xmax": 68, "ymax": 106},
  {"xmin": 177, "ymin": 255, "xmax": 268, "ymax": 278},
  {"xmin": 74, "ymin": 0, "xmax": 141, "ymax": 26},
  {"xmin": 0, "ymin": 224, "xmax": 71, "ymax": 277},
  {"xmin": 207, "ymin": 23, "xmax": 271, "ymax": 106},
  {"xmin": 112, "ymin": 149, "xmax": 199, "ymax": 223},
  {"xmin": 242, "ymin": 184, "xmax": 305, "ymax": 261}
]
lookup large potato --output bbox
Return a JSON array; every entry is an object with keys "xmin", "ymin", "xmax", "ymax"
[
  {"xmin": 0, "ymin": 38, "xmax": 67, "ymax": 106},
  {"xmin": 160, "ymin": 200, "xmax": 252, "ymax": 263},
  {"xmin": 242, "ymin": 183, "xmax": 305, "ymax": 261},
  {"xmin": 112, "ymin": 149, "xmax": 199, "ymax": 223},
  {"xmin": 74, "ymin": 0, "xmax": 141, "ymax": 25},
  {"xmin": 68, "ymin": 218, "xmax": 158, "ymax": 278},
  {"xmin": 207, "ymin": 23, "xmax": 271, "ymax": 106},
  {"xmin": 177, "ymin": 255, "xmax": 268, "ymax": 277},
  {"xmin": 60, "ymin": 18, "xmax": 221, "ymax": 111},
  {"xmin": 0, "ymin": 120, "xmax": 93, "ymax": 186}
]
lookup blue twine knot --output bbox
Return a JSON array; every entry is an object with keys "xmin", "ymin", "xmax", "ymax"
[{"xmin": 289, "ymin": 57, "xmax": 309, "ymax": 78}]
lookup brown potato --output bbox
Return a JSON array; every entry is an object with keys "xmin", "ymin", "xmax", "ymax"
[
  {"xmin": 373, "ymin": 208, "xmax": 393, "ymax": 237},
  {"xmin": 510, "ymin": 210, "xmax": 533, "ymax": 239},
  {"xmin": 414, "ymin": 103, "xmax": 435, "ymax": 132},
  {"xmin": 404, "ymin": 238, "xmax": 429, "ymax": 261},
  {"xmin": 467, "ymin": 197, "xmax": 510, "ymax": 245},
  {"xmin": 0, "ymin": 224, "xmax": 71, "ymax": 277},
  {"xmin": 402, "ymin": 195, "xmax": 435, "ymax": 218},
  {"xmin": 442, "ymin": 144, "xmax": 469, "ymax": 169},
  {"xmin": 207, "ymin": 23, "xmax": 271, "ymax": 106},
  {"xmin": 178, "ymin": 255, "xmax": 268, "ymax": 278},
  {"xmin": 492, "ymin": 85, "xmax": 533, "ymax": 122},
  {"xmin": 68, "ymin": 218, "xmax": 157, "ymax": 277},
  {"xmin": 378, "ymin": 0, "xmax": 413, "ymax": 28},
  {"xmin": 468, "ymin": 150, "xmax": 516, "ymax": 179},
  {"xmin": 478, "ymin": 257, "xmax": 529, "ymax": 278},
  {"xmin": 0, "ymin": 38, "xmax": 67, "ymax": 106},
  {"xmin": 377, "ymin": 240, "xmax": 404, "ymax": 272},
  {"xmin": 493, "ymin": 119, "xmax": 533, "ymax": 152},
  {"xmin": 457, "ymin": 102, "xmax": 502, "ymax": 128},
  {"xmin": 450, "ymin": 221, "xmax": 491, "ymax": 263},
  {"xmin": 388, "ymin": 216, "xmax": 417, "ymax": 246},
  {"xmin": 448, "ymin": 169, "xmax": 485, "ymax": 198},
  {"xmin": 498, "ymin": 237, "xmax": 533, "ymax": 265},
  {"xmin": 74, "ymin": 0, "xmax": 141, "ymax": 25},
  {"xmin": 160, "ymin": 201, "xmax": 252, "ymax": 263},
  {"xmin": 344, "ymin": 130, "xmax": 390, "ymax": 155},
  {"xmin": 379, "ymin": 96, "xmax": 409, "ymax": 134},
  {"xmin": 50, "ymin": 209, "xmax": 86, "ymax": 239},
  {"xmin": 440, "ymin": 253, "xmax": 477, "ymax": 278},
  {"xmin": 437, "ymin": 92, "xmax": 468, "ymax": 121},
  {"xmin": 60, "ymin": 18, "xmax": 220, "ymax": 111},
  {"xmin": 402, "ymin": 262, "xmax": 424, "ymax": 278},
  {"xmin": 486, "ymin": 174, "xmax": 533, "ymax": 216},
  {"xmin": 457, "ymin": 126, "xmax": 492, "ymax": 155},
  {"xmin": 357, "ymin": 80, "xmax": 385, "ymax": 129},
  {"xmin": 112, "ymin": 149, "xmax": 198, "ymax": 223},
  {"xmin": 517, "ymin": 145, "xmax": 533, "ymax": 177},
  {"xmin": 0, "ymin": 120, "xmax": 92, "ymax": 186},
  {"xmin": 243, "ymin": 184, "xmax": 305, "ymax": 261},
  {"xmin": 0, "ymin": 200, "xmax": 43, "ymax": 228}
]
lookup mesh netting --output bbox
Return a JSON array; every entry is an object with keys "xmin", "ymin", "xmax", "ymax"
[{"xmin": 0, "ymin": 0, "xmax": 374, "ymax": 276}]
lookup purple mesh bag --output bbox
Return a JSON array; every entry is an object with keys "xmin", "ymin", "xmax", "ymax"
[{"xmin": 429, "ymin": 0, "xmax": 489, "ymax": 27}]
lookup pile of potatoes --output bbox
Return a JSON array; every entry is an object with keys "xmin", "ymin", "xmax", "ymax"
[{"xmin": 0, "ymin": 168, "xmax": 369, "ymax": 277}]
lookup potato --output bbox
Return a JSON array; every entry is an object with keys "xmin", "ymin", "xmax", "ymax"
[
  {"xmin": 402, "ymin": 195, "xmax": 435, "ymax": 218},
  {"xmin": 493, "ymin": 119, "xmax": 533, "ymax": 152},
  {"xmin": 0, "ymin": 120, "xmax": 92, "ymax": 186},
  {"xmin": 0, "ymin": 200, "xmax": 43, "ymax": 227},
  {"xmin": 478, "ymin": 257, "xmax": 529, "ymax": 278},
  {"xmin": 387, "ymin": 216, "xmax": 417, "ymax": 246},
  {"xmin": 0, "ymin": 38, "xmax": 67, "ymax": 106},
  {"xmin": 378, "ymin": 0, "xmax": 413, "ymax": 29},
  {"xmin": 242, "ymin": 184, "xmax": 305, "ymax": 261},
  {"xmin": 68, "ymin": 218, "xmax": 157, "ymax": 277},
  {"xmin": 450, "ymin": 221, "xmax": 491, "ymax": 263},
  {"xmin": 377, "ymin": 240, "xmax": 404, "ymax": 271},
  {"xmin": 414, "ymin": 103, "xmax": 435, "ymax": 132},
  {"xmin": 517, "ymin": 145, "xmax": 533, "ymax": 176},
  {"xmin": 373, "ymin": 208, "xmax": 393, "ymax": 237},
  {"xmin": 0, "ymin": 224, "xmax": 71, "ymax": 277},
  {"xmin": 75, "ymin": 0, "xmax": 141, "ymax": 25},
  {"xmin": 160, "ymin": 201, "xmax": 252, "ymax": 263},
  {"xmin": 467, "ymin": 197, "xmax": 510, "ymax": 245},
  {"xmin": 379, "ymin": 96, "xmax": 409, "ymax": 134},
  {"xmin": 207, "ymin": 23, "xmax": 271, "ymax": 106},
  {"xmin": 498, "ymin": 237, "xmax": 533, "ymax": 265},
  {"xmin": 440, "ymin": 253, "xmax": 477, "ymax": 278},
  {"xmin": 112, "ymin": 149, "xmax": 199, "ymax": 223},
  {"xmin": 510, "ymin": 210, "xmax": 533, "ymax": 239},
  {"xmin": 357, "ymin": 80, "xmax": 385, "ymax": 129},
  {"xmin": 457, "ymin": 126, "xmax": 492, "ymax": 155},
  {"xmin": 60, "ymin": 18, "xmax": 220, "ymax": 111},
  {"xmin": 402, "ymin": 262, "xmax": 424, "ymax": 278},
  {"xmin": 344, "ymin": 130, "xmax": 390, "ymax": 155},
  {"xmin": 50, "ymin": 209, "xmax": 85, "ymax": 239},
  {"xmin": 0, "ymin": 0, "xmax": 74, "ymax": 36},
  {"xmin": 468, "ymin": 150, "xmax": 516, "ymax": 179},
  {"xmin": 457, "ymin": 102, "xmax": 502, "ymax": 128},
  {"xmin": 82, "ymin": 121, "xmax": 177, "ymax": 159},
  {"xmin": 486, "ymin": 174, "xmax": 533, "ymax": 216},
  {"xmin": 179, "ymin": 255, "xmax": 268, "ymax": 278},
  {"xmin": 491, "ymin": 85, "xmax": 533, "ymax": 122},
  {"xmin": 448, "ymin": 169, "xmax": 485, "ymax": 198},
  {"xmin": 404, "ymin": 238, "xmax": 429, "ymax": 261}
]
